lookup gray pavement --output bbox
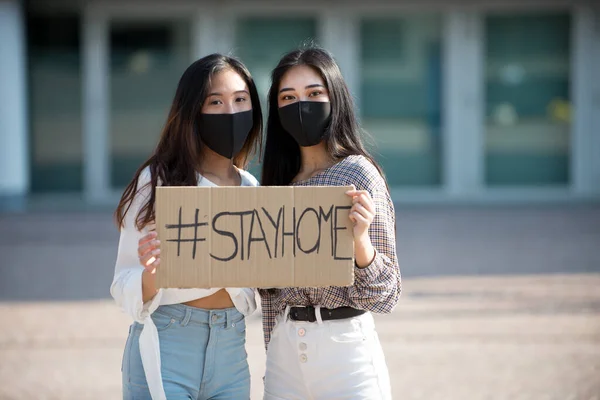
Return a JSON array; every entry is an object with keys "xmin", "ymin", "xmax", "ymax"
[{"xmin": 0, "ymin": 205, "xmax": 599, "ymax": 399}]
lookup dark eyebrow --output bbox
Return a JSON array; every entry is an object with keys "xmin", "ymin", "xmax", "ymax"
[
  {"xmin": 207, "ymin": 90, "xmax": 250, "ymax": 96},
  {"xmin": 279, "ymin": 84, "xmax": 325, "ymax": 94}
]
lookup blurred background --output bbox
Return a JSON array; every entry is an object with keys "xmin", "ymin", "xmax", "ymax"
[{"xmin": 0, "ymin": 0, "xmax": 599, "ymax": 399}]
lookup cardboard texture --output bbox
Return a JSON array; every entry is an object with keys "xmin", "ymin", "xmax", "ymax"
[{"xmin": 155, "ymin": 186, "xmax": 355, "ymax": 289}]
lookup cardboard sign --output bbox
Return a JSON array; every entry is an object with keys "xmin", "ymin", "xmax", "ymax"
[{"xmin": 154, "ymin": 186, "xmax": 355, "ymax": 289}]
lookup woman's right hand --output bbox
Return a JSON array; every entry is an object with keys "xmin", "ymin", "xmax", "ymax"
[{"xmin": 138, "ymin": 223, "xmax": 161, "ymax": 273}]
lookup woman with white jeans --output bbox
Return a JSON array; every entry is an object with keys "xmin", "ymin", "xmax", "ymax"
[{"xmin": 259, "ymin": 45, "xmax": 401, "ymax": 400}]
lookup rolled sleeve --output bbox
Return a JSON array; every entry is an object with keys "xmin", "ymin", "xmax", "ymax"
[
  {"xmin": 347, "ymin": 167, "xmax": 401, "ymax": 313},
  {"xmin": 354, "ymin": 250, "xmax": 383, "ymax": 283},
  {"xmin": 227, "ymin": 287, "xmax": 257, "ymax": 317},
  {"xmin": 110, "ymin": 170, "xmax": 158, "ymax": 322}
]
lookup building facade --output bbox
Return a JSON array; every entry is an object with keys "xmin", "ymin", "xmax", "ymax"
[{"xmin": 1, "ymin": 0, "xmax": 599, "ymax": 210}]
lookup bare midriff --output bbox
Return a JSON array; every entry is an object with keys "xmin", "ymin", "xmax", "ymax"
[{"xmin": 182, "ymin": 288, "xmax": 234, "ymax": 309}]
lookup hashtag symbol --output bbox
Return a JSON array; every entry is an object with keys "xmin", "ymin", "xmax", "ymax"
[{"xmin": 165, "ymin": 207, "xmax": 207, "ymax": 259}]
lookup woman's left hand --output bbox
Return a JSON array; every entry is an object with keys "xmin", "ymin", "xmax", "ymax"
[
  {"xmin": 345, "ymin": 188, "xmax": 375, "ymax": 241},
  {"xmin": 346, "ymin": 188, "xmax": 377, "ymax": 267}
]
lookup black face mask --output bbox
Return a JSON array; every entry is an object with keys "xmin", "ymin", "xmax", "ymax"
[
  {"xmin": 197, "ymin": 110, "xmax": 253, "ymax": 159},
  {"xmin": 278, "ymin": 101, "xmax": 331, "ymax": 147}
]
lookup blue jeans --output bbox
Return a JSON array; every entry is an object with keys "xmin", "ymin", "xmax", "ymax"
[{"xmin": 122, "ymin": 304, "xmax": 250, "ymax": 400}]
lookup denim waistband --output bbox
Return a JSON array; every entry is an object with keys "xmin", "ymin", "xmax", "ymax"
[{"xmin": 153, "ymin": 304, "xmax": 243, "ymax": 329}]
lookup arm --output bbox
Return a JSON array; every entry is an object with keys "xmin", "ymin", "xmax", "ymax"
[
  {"xmin": 347, "ymin": 169, "xmax": 401, "ymax": 313},
  {"xmin": 110, "ymin": 171, "xmax": 160, "ymax": 321}
]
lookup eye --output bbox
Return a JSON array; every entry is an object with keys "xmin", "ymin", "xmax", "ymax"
[
  {"xmin": 209, "ymin": 99, "xmax": 223, "ymax": 105},
  {"xmin": 281, "ymin": 95, "xmax": 296, "ymax": 101},
  {"xmin": 308, "ymin": 90, "xmax": 323, "ymax": 97},
  {"xmin": 235, "ymin": 97, "xmax": 247, "ymax": 103}
]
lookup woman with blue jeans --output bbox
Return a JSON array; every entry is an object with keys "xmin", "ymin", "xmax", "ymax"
[{"xmin": 111, "ymin": 54, "xmax": 263, "ymax": 400}]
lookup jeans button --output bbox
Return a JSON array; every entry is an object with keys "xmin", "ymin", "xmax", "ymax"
[
  {"xmin": 299, "ymin": 354, "xmax": 308, "ymax": 363},
  {"xmin": 299, "ymin": 342, "xmax": 307, "ymax": 351},
  {"xmin": 211, "ymin": 314, "xmax": 218, "ymax": 322},
  {"xmin": 298, "ymin": 328, "xmax": 306, "ymax": 337}
]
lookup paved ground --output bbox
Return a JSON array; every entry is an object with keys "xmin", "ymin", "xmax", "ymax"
[{"xmin": 1, "ymin": 205, "xmax": 599, "ymax": 399}]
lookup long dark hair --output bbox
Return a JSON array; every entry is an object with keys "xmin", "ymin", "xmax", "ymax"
[
  {"xmin": 115, "ymin": 54, "xmax": 263, "ymax": 230},
  {"xmin": 261, "ymin": 45, "xmax": 385, "ymax": 186}
]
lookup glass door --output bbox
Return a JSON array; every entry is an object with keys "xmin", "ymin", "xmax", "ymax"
[{"xmin": 108, "ymin": 18, "xmax": 192, "ymax": 189}]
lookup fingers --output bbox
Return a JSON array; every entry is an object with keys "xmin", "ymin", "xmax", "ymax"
[
  {"xmin": 346, "ymin": 190, "xmax": 375, "ymax": 215},
  {"xmin": 140, "ymin": 248, "xmax": 161, "ymax": 271},
  {"xmin": 145, "ymin": 258, "xmax": 161, "ymax": 274},
  {"xmin": 353, "ymin": 194, "xmax": 375, "ymax": 215},
  {"xmin": 345, "ymin": 189, "xmax": 366, "ymax": 197},
  {"xmin": 350, "ymin": 209, "xmax": 369, "ymax": 226},
  {"xmin": 351, "ymin": 202, "xmax": 372, "ymax": 221},
  {"xmin": 138, "ymin": 239, "xmax": 161, "ymax": 258},
  {"xmin": 138, "ymin": 231, "xmax": 157, "ymax": 248}
]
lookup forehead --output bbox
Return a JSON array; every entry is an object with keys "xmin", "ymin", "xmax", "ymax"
[
  {"xmin": 279, "ymin": 65, "xmax": 325, "ymax": 89},
  {"xmin": 208, "ymin": 68, "xmax": 248, "ymax": 92}
]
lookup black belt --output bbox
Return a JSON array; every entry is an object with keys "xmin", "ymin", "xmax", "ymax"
[{"xmin": 288, "ymin": 306, "xmax": 366, "ymax": 323}]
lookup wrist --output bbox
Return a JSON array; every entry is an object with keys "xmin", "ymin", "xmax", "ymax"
[
  {"xmin": 354, "ymin": 236, "xmax": 376, "ymax": 268},
  {"xmin": 354, "ymin": 234, "xmax": 371, "ymax": 250},
  {"xmin": 141, "ymin": 269, "xmax": 158, "ymax": 302}
]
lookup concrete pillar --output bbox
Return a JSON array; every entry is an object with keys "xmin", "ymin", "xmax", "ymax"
[
  {"xmin": 572, "ymin": 6, "xmax": 600, "ymax": 197},
  {"xmin": 442, "ymin": 11, "xmax": 484, "ymax": 197},
  {"xmin": 82, "ymin": 6, "xmax": 109, "ymax": 202},
  {"xmin": 0, "ymin": 0, "xmax": 28, "ymax": 210},
  {"xmin": 318, "ymin": 12, "xmax": 360, "ymax": 111}
]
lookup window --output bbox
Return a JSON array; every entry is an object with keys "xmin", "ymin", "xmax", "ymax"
[
  {"xmin": 235, "ymin": 17, "xmax": 317, "ymax": 177},
  {"xmin": 28, "ymin": 13, "xmax": 82, "ymax": 192},
  {"xmin": 360, "ymin": 15, "xmax": 443, "ymax": 187},
  {"xmin": 485, "ymin": 13, "xmax": 571, "ymax": 185},
  {"xmin": 109, "ymin": 21, "xmax": 191, "ymax": 188}
]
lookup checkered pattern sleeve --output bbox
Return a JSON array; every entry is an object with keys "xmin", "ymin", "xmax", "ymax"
[
  {"xmin": 345, "ymin": 158, "xmax": 401, "ymax": 312},
  {"xmin": 259, "ymin": 288, "xmax": 281, "ymax": 350},
  {"xmin": 259, "ymin": 155, "xmax": 401, "ymax": 349}
]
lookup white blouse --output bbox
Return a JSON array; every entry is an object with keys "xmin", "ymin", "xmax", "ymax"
[{"xmin": 110, "ymin": 167, "xmax": 259, "ymax": 400}]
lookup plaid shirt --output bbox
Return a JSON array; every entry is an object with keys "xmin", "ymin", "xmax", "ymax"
[{"xmin": 259, "ymin": 155, "xmax": 401, "ymax": 348}]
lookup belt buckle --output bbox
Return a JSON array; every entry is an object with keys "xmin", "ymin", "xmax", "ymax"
[
  {"xmin": 289, "ymin": 307, "xmax": 303, "ymax": 321},
  {"xmin": 289, "ymin": 306, "xmax": 317, "ymax": 322},
  {"xmin": 306, "ymin": 306, "xmax": 317, "ymax": 323}
]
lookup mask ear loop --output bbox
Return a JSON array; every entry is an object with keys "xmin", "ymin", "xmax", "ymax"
[
  {"xmin": 193, "ymin": 117, "xmax": 207, "ymax": 185},
  {"xmin": 323, "ymin": 104, "xmax": 333, "ymax": 141}
]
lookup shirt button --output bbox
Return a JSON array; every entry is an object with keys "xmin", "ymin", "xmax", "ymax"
[
  {"xmin": 299, "ymin": 342, "xmax": 307, "ymax": 351},
  {"xmin": 298, "ymin": 328, "xmax": 306, "ymax": 337},
  {"xmin": 299, "ymin": 354, "xmax": 308, "ymax": 363},
  {"xmin": 211, "ymin": 314, "xmax": 218, "ymax": 322}
]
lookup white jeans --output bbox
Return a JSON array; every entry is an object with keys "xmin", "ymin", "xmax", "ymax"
[{"xmin": 264, "ymin": 306, "xmax": 392, "ymax": 400}]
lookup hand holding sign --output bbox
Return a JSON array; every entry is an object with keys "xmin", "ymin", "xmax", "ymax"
[
  {"xmin": 138, "ymin": 229, "xmax": 161, "ymax": 272},
  {"xmin": 136, "ymin": 227, "xmax": 162, "ymax": 302},
  {"xmin": 345, "ymin": 187, "xmax": 376, "ymax": 239},
  {"xmin": 345, "ymin": 187, "xmax": 377, "ymax": 269}
]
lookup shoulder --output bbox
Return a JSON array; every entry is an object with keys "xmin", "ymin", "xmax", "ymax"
[
  {"xmin": 119, "ymin": 166, "xmax": 153, "ymax": 229},
  {"xmin": 135, "ymin": 166, "xmax": 153, "ymax": 194},
  {"xmin": 238, "ymin": 168, "xmax": 260, "ymax": 187},
  {"xmin": 336, "ymin": 155, "xmax": 386, "ymax": 192},
  {"xmin": 138, "ymin": 166, "xmax": 152, "ymax": 186},
  {"xmin": 128, "ymin": 166, "xmax": 153, "ymax": 207}
]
